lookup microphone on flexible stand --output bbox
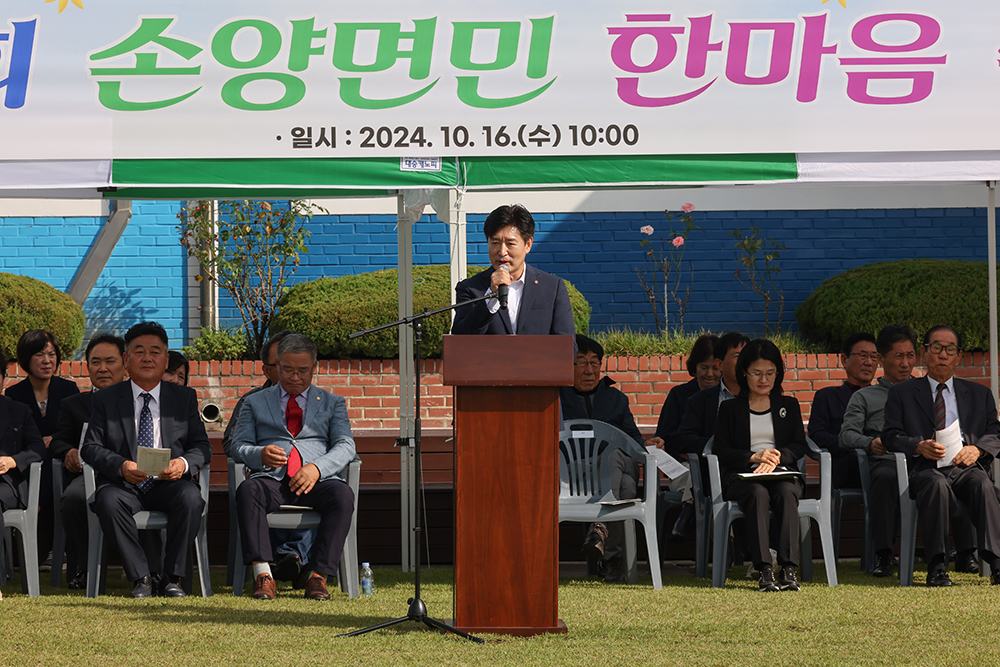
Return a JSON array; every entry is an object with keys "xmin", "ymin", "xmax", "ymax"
[{"xmin": 497, "ymin": 265, "xmax": 509, "ymax": 309}]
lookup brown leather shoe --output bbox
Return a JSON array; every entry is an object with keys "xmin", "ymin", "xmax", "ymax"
[
  {"xmin": 304, "ymin": 574, "xmax": 330, "ymax": 600},
  {"xmin": 252, "ymin": 573, "xmax": 276, "ymax": 600}
]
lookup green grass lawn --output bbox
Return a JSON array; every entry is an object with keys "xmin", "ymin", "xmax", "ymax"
[{"xmin": 3, "ymin": 562, "xmax": 999, "ymax": 666}]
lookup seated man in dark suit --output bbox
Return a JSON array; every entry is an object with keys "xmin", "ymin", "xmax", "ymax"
[
  {"xmin": 81, "ymin": 322, "xmax": 212, "ymax": 599},
  {"xmin": 883, "ymin": 325, "xmax": 1000, "ymax": 587},
  {"xmin": 451, "ymin": 204, "xmax": 575, "ymax": 337},
  {"xmin": 50, "ymin": 333, "xmax": 127, "ymax": 589},
  {"xmin": 230, "ymin": 333, "xmax": 356, "ymax": 601},
  {"xmin": 560, "ymin": 334, "xmax": 664, "ymax": 582},
  {"xmin": 0, "ymin": 350, "xmax": 46, "ymax": 600},
  {"xmin": 673, "ymin": 332, "xmax": 749, "ymax": 457},
  {"xmin": 807, "ymin": 332, "xmax": 877, "ymax": 489}
]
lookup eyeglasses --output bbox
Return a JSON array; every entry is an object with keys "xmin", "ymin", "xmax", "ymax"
[
  {"xmin": 847, "ymin": 352, "xmax": 878, "ymax": 362},
  {"xmin": 278, "ymin": 366, "xmax": 313, "ymax": 378},
  {"xmin": 746, "ymin": 370, "xmax": 776, "ymax": 380},
  {"xmin": 926, "ymin": 343, "xmax": 960, "ymax": 357},
  {"xmin": 574, "ymin": 360, "xmax": 602, "ymax": 369}
]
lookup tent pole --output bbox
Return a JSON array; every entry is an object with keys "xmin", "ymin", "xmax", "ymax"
[
  {"xmin": 66, "ymin": 199, "xmax": 132, "ymax": 305},
  {"xmin": 397, "ymin": 193, "xmax": 417, "ymax": 572},
  {"xmin": 990, "ymin": 182, "xmax": 998, "ymax": 405},
  {"xmin": 444, "ymin": 189, "xmax": 468, "ymax": 325}
]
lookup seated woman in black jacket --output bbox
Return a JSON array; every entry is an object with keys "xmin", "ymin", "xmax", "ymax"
[{"xmin": 714, "ymin": 339, "xmax": 806, "ymax": 592}]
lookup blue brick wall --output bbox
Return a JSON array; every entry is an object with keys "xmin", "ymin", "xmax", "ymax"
[
  {"xmin": 0, "ymin": 203, "xmax": 991, "ymax": 351},
  {"xmin": 0, "ymin": 201, "xmax": 189, "ymax": 350}
]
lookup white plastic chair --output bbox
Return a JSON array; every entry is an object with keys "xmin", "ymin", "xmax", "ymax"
[
  {"xmin": 83, "ymin": 461, "xmax": 213, "ymax": 597},
  {"xmin": 0, "ymin": 461, "xmax": 42, "ymax": 597},
  {"xmin": 832, "ymin": 449, "xmax": 874, "ymax": 572},
  {"xmin": 229, "ymin": 457, "xmax": 361, "ymax": 598},
  {"xmin": 706, "ymin": 436, "xmax": 839, "ymax": 588},
  {"xmin": 558, "ymin": 419, "xmax": 664, "ymax": 589}
]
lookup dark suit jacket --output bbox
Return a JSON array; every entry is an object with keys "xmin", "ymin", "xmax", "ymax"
[
  {"xmin": 451, "ymin": 264, "xmax": 575, "ymax": 336},
  {"xmin": 714, "ymin": 394, "xmax": 807, "ymax": 485},
  {"xmin": 560, "ymin": 377, "xmax": 644, "ymax": 447},
  {"xmin": 807, "ymin": 382, "xmax": 861, "ymax": 458},
  {"xmin": 0, "ymin": 395, "xmax": 45, "ymax": 506},
  {"xmin": 672, "ymin": 384, "xmax": 723, "ymax": 457},
  {"xmin": 883, "ymin": 376, "xmax": 1000, "ymax": 473},
  {"xmin": 5, "ymin": 375, "xmax": 80, "ymax": 437},
  {"xmin": 80, "ymin": 380, "xmax": 212, "ymax": 489},
  {"xmin": 49, "ymin": 390, "xmax": 94, "ymax": 475},
  {"xmin": 656, "ymin": 378, "xmax": 700, "ymax": 441}
]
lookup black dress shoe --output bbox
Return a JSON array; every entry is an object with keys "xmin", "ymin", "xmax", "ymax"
[
  {"xmin": 926, "ymin": 570, "xmax": 954, "ymax": 587},
  {"xmin": 159, "ymin": 579, "xmax": 186, "ymax": 598},
  {"xmin": 67, "ymin": 571, "xmax": 87, "ymax": 590},
  {"xmin": 274, "ymin": 553, "xmax": 302, "ymax": 582},
  {"xmin": 130, "ymin": 575, "xmax": 154, "ymax": 599},
  {"xmin": 955, "ymin": 551, "xmax": 979, "ymax": 574},
  {"xmin": 581, "ymin": 523, "xmax": 608, "ymax": 559},
  {"xmin": 670, "ymin": 503, "xmax": 695, "ymax": 543},
  {"xmin": 873, "ymin": 553, "xmax": 897, "ymax": 578},
  {"xmin": 991, "ymin": 569, "xmax": 1000, "ymax": 585}
]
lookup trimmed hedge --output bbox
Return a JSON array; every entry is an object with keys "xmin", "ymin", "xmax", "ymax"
[
  {"xmin": 272, "ymin": 265, "xmax": 591, "ymax": 358},
  {"xmin": 796, "ymin": 259, "xmax": 992, "ymax": 352},
  {"xmin": 0, "ymin": 273, "xmax": 86, "ymax": 361}
]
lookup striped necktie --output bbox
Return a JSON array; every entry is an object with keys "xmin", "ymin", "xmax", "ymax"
[{"xmin": 934, "ymin": 383, "xmax": 947, "ymax": 430}]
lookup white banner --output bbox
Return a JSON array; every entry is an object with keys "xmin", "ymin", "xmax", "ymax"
[{"xmin": 1, "ymin": 1, "xmax": 999, "ymax": 160}]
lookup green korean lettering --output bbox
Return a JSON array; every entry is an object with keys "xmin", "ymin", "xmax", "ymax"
[
  {"xmin": 95, "ymin": 81, "xmax": 201, "ymax": 111},
  {"xmin": 212, "ymin": 19, "xmax": 282, "ymax": 69},
  {"xmin": 452, "ymin": 16, "xmax": 555, "ymax": 109},
  {"xmin": 221, "ymin": 73, "xmax": 305, "ymax": 110},
  {"xmin": 288, "ymin": 18, "xmax": 328, "ymax": 72},
  {"xmin": 338, "ymin": 78, "xmax": 437, "ymax": 110},
  {"xmin": 332, "ymin": 18, "xmax": 435, "ymax": 78},
  {"xmin": 90, "ymin": 17, "xmax": 202, "ymax": 62}
]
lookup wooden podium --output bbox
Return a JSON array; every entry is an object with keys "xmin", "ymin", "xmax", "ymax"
[{"xmin": 443, "ymin": 334, "xmax": 574, "ymax": 636}]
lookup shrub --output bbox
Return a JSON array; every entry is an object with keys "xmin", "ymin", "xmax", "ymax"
[
  {"xmin": 181, "ymin": 325, "xmax": 250, "ymax": 361},
  {"xmin": 796, "ymin": 259, "xmax": 993, "ymax": 352},
  {"xmin": 272, "ymin": 265, "xmax": 591, "ymax": 358},
  {"xmin": 594, "ymin": 328, "xmax": 816, "ymax": 357},
  {"xmin": 0, "ymin": 273, "xmax": 85, "ymax": 361}
]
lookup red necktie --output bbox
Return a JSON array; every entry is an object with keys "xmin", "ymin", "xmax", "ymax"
[{"xmin": 286, "ymin": 394, "xmax": 303, "ymax": 477}]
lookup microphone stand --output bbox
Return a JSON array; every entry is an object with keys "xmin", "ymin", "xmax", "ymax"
[{"xmin": 337, "ymin": 294, "xmax": 493, "ymax": 643}]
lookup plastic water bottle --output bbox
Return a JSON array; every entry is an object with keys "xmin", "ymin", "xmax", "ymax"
[{"xmin": 360, "ymin": 562, "xmax": 374, "ymax": 597}]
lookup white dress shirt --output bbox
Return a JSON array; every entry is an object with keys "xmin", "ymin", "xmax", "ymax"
[{"xmin": 487, "ymin": 267, "xmax": 526, "ymax": 333}]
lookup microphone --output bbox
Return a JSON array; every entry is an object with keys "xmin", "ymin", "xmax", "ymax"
[{"xmin": 497, "ymin": 265, "xmax": 509, "ymax": 309}]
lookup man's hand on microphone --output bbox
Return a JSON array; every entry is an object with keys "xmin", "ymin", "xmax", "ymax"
[{"xmin": 490, "ymin": 264, "xmax": 512, "ymax": 294}]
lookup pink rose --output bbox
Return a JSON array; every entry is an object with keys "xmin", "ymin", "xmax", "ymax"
[
  {"xmin": 640, "ymin": 225, "xmax": 654, "ymax": 235},
  {"xmin": 672, "ymin": 236, "xmax": 685, "ymax": 247},
  {"xmin": 681, "ymin": 203, "xmax": 695, "ymax": 213}
]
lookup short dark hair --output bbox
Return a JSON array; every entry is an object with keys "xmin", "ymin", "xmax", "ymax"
[
  {"xmin": 714, "ymin": 332, "xmax": 750, "ymax": 362},
  {"xmin": 167, "ymin": 351, "xmax": 190, "ymax": 385},
  {"xmin": 85, "ymin": 333, "xmax": 126, "ymax": 361},
  {"xmin": 840, "ymin": 332, "xmax": 877, "ymax": 357},
  {"xmin": 575, "ymin": 334, "xmax": 604, "ymax": 361},
  {"xmin": 876, "ymin": 324, "xmax": 918, "ymax": 357},
  {"xmin": 686, "ymin": 334, "xmax": 719, "ymax": 377},
  {"xmin": 124, "ymin": 321, "xmax": 169, "ymax": 348},
  {"xmin": 483, "ymin": 204, "xmax": 535, "ymax": 242},
  {"xmin": 923, "ymin": 325, "xmax": 964, "ymax": 350},
  {"xmin": 277, "ymin": 332, "xmax": 318, "ymax": 363},
  {"xmin": 260, "ymin": 329, "xmax": 295, "ymax": 363},
  {"xmin": 735, "ymin": 339, "xmax": 785, "ymax": 396},
  {"xmin": 16, "ymin": 329, "xmax": 61, "ymax": 372}
]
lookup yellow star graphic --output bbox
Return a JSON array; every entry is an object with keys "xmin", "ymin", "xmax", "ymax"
[
  {"xmin": 45, "ymin": 0, "xmax": 84, "ymax": 13},
  {"xmin": 821, "ymin": 0, "xmax": 848, "ymax": 7}
]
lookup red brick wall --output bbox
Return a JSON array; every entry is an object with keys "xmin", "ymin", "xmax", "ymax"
[{"xmin": 4, "ymin": 353, "xmax": 992, "ymax": 431}]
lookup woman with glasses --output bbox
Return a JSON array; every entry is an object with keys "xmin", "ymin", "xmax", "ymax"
[
  {"xmin": 713, "ymin": 339, "xmax": 806, "ymax": 591},
  {"xmin": 655, "ymin": 334, "xmax": 720, "ymax": 441}
]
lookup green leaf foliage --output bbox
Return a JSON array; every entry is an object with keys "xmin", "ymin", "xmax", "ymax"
[
  {"xmin": 182, "ymin": 326, "xmax": 250, "ymax": 361},
  {"xmin": 272, "ymin": 265, "xmax": 591, "ymax": 358},
  {"xmin": 796, "ymin": 259, "xmax": 993, "ymax": 352},
  {"xmin": 0, "ymin": 273, "xmax": 86, "ymax": 361}
]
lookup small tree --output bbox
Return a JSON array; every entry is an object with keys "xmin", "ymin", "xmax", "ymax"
[
  {"xmin": 635, "ymin": 204, "xmax": 700, "ymax": 334},
  {"xmin": 178, "ymin": 200, "xmax": 324, "ymax": 355},
  {"xmin": 729, "ymin": 226, "xmax": 786, "ymax": 335}
]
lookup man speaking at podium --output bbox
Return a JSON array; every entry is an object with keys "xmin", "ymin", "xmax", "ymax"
[{"xmin": 451, "ymin": 204, "xmax": 575, "ymax": 337}]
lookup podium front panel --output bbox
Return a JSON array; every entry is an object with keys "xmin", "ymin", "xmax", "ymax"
[{"xmin": 452, "ymin": 385, "xmax": 561, "ymax": 634}]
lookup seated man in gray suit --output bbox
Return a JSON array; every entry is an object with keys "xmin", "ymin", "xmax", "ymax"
[{"xmin": 230, "ymin": 333, "xmax": 356, "ymax": 600}]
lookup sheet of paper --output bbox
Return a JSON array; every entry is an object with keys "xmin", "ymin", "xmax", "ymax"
[
  {"xmin": 599, "ymin": 498, "xmax": 638, "ymax": 506},
  {"xmin": 936, "ymin": 419, "xmax": 964, "ymax": 468},
  {"xmin": 136, "ymin": 446, "xmax": 171, "ymax": 476},
  {"xmin": 77, "ymin": 422, "xmax": 89, "ymax": 448},
  {"xmin": 735, "ymin": 470, "xmax": 804, "ymax": 481},
  {"xmin": 646, "ymin": 445, "xmax": 689, "ymax": 480}
]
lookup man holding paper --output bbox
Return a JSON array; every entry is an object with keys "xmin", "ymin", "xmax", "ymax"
[
  {"xmin": 883, "ymin": 325, "xmax": 1000, "ymax": 587},
  {"xmin": 81, "ymin": 322, "xmax": 212, "ymax": 599}
]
